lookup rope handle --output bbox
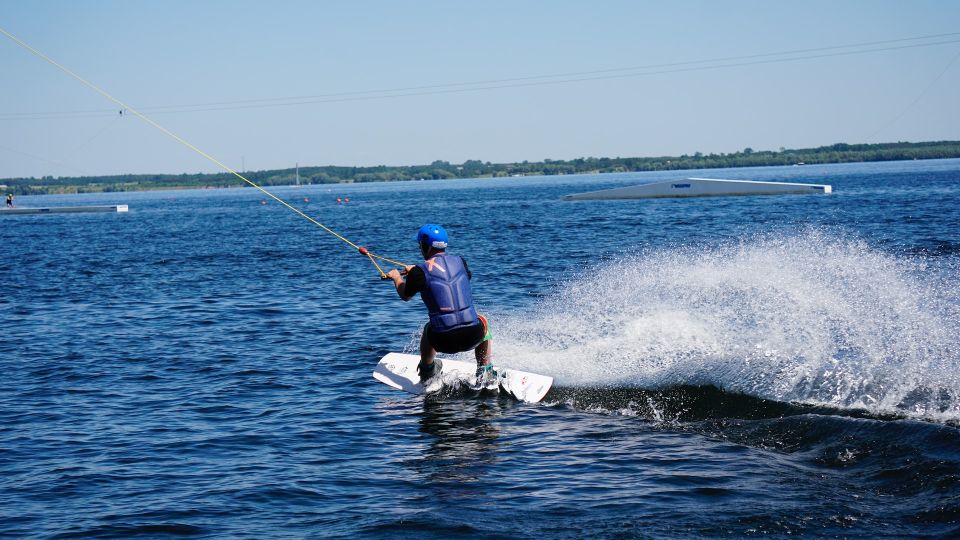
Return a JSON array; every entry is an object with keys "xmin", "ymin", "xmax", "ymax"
[{"xmin": 377, "ymin": 256, "xmax": 409, "ymax": 281}]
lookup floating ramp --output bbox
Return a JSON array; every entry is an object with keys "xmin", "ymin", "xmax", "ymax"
[
  {"xmin": 1, "ymin": 204, "xmax": 128, "ymax": 215},
  {"xmin": 562, "ymin": 178, "xmax": 831, "ymax": 200}
]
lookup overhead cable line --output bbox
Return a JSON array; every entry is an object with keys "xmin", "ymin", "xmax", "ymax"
[
  {"xmin": 866, "ymin": 47, "xmax": 960, "ymax": 140},
  {"xmin": 2, "ymin": 32, "xmax": 960, "ymax": 121}
]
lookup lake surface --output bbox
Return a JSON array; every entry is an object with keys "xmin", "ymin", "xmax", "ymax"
[{"xmin": 2, "ymin": 159, "xmax": 959, "ymax": 538}]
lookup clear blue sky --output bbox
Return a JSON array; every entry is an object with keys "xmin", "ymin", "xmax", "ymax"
[{"xmin": 2, "ymin": 0, "xmax": 959, "ymax": 178}]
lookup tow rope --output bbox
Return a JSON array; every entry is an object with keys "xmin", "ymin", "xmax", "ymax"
[{"xmin": 1, "ymin": 26, "xmax": 405, "ymax": 278}]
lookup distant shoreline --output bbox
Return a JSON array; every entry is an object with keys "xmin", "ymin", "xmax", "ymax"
[{"xmin": 3, "ymin": 140, "xmax": 958, "ymax": 196}]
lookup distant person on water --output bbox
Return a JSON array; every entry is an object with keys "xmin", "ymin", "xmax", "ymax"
[
  {"xmin": 5, "ymin": 194, "xmax": 12, "ymax": 208},
  {"xmin": 386, "ymin": 224, "xmax": 493, "ymax": 384}
]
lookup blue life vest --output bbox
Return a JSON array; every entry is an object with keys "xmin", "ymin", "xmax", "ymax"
[{"xmin": 417, "ymin": 253, "xmax": 479, "ymax": 332}]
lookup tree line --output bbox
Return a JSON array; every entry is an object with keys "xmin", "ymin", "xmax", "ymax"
[{"xmin": 4, "ymin": 140, "xmax": 959, "ymax": 195}]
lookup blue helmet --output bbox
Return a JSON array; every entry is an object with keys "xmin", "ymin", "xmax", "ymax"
[{"xmin": 414, "ymin": 224, "xmax": 448, "ymax": 249}]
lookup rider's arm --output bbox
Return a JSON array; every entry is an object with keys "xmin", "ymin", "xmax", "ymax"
[{"xmin": 389, "ymin": 265, "xmax": 421, "ymax": 301}]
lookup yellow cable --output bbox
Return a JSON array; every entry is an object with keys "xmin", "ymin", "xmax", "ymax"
[{"xmin": 0, "ymin": 26, "xmax": 406, "ymax": 269}]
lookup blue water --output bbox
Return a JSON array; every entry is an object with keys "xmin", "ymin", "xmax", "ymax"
[{"xmin": 3, "ymin": 159, "xmax": 960, "ymax": 538}]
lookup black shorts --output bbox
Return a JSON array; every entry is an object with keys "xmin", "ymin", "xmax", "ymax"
[{"xmin": 425, "ymin": 320, "xmax": 486, "ymax": 354}]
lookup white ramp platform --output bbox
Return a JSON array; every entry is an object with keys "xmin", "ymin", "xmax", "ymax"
[
  {"xmin": 1, "ymin": 204, "xmax": 128, "ymax": 215},
  {"xmin": 562, "ymin": 178, "xmax": 831, "ymax": 200}
]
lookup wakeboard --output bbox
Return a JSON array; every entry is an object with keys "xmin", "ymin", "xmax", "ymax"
[{"xmin": 372, "ymin": 352, "xmax": 553, "ymax": 403}]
